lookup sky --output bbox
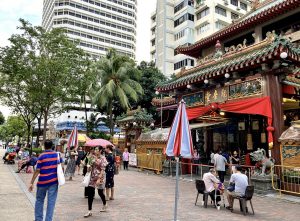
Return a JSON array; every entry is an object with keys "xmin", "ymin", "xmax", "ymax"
[{"xmin": 0, "ymin": 0, "xmax": 157, "ymax": 118}]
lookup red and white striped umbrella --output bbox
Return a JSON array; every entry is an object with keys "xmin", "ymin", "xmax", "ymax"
[
  {"xmin": 165, "ymin": 100, "xmax": 193, "ymax": 221},
  {"xmin": 67, "ymin": 125, "xmax": 78, "ymax": 150},
  {"xmin": 166, "ymin": 100, "xmax": 193, "ymax": 158}
]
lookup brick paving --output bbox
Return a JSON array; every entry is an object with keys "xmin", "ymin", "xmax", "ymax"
[{"xmin": 1, "ymin": 149, "xmax": 300, "ymax": 221}]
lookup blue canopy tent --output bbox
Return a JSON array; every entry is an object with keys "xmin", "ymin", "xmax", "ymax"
[{"xmin": 56, "ymin": 121, "xmax": 120, "ymax": 133}]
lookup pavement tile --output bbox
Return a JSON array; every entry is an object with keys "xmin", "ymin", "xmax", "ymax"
[{"xmin": 1, "ymin": 149, "xmax": 300, "ymax": 221}]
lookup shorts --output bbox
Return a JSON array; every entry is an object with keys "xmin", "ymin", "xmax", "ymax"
[{"xmin": 227, "ymin": 191, "xmax": 242, "ymax": 197}]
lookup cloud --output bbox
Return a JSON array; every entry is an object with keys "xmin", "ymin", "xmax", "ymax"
[{"xmin": 0, "ymin": 0, "xmax": 42, "ymax": 47}]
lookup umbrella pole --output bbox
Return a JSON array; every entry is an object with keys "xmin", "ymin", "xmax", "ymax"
[{"xmin": 174, "ymin": 157, "xmax": 179, "ymax": 221}]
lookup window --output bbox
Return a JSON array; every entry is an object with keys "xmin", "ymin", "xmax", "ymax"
[
  {"xmin": 174, "ymin": 59, "xmax": 195, "ymax": 70},
  {"xmin": 231, "ymin": 12, "xmax": 239, "ymax": 20},
  {"xmin": 215, "ymin": 6, "xmax": 226, "ymax": 17},
  {"xmin": 216, "ymin": 22, "xmax": 226, "ymax": 30},
  {"xmin": 174, "ymin": 13, "xmax": 194, "ymax": 27},
  {"xmin": 197, "ymin": 23, "xmax": 210, "ymax": 35},
  {"xmin": 174, "ymin": 1, "xmax": 184, "ymax": 13},
  {"xmin": 230, "ymin": 0, "xmax": 238, "ymax": 6},
  {"xmin": 151, "ymin": 40, "xmax": 155, "ymax": 46},
  {"xmin": 240, "ymin": 2, "xmax": 247, "ymax": 11},
  {"xmin": 197, "ymin": 8, "xmax": 209, "ymax": 20}
]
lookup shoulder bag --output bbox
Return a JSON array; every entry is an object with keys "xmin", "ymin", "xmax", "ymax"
[{"xmin": 57, "ymin": 153, "xmax": 65, "ymax": 186}]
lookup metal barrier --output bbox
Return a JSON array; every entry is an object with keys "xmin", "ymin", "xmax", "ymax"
[
  {"xmin": 167, "ymin": 161, "xmax": 255, "ymax": 184},
  {"xmin": 271, "ymin": 165, "xmax": 300, "ymax": 195}
]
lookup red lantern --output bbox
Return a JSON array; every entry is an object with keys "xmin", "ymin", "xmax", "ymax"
[{"xmin": 267, "ymin": 126, "xmax": 275, "ymax": 132}]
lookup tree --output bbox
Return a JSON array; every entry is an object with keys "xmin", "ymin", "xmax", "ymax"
[
  {"xmin": 135, "ymin": 61, "xmax": 166, "ymax": 120},
  {"xmin": 0, "ymin": 19, "xmax": 87, "ymax": 143},
  {"xmin": 0, "ymin": 111, "xmax": 4, "ymax": 125},
  {"xmin": 90, "ymin": 49, "xmax": 143, "ymax": 135},
  {"xmin": 2, "ymin": 116, "xmax": 27, "ymax": 145}
]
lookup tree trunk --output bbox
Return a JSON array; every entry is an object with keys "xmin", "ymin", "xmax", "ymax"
[
  {"xmin": 42, "ymin": 109, "xmax": 49, "ymax": 145},
  {"xmin": 84, "ymin": 95, "xmax": 89, "ymax": 136},
  {"xmin": 26, "ymin": 123, "xmax": 31, "ymax": 148},
  {"xmin": 108, "ymin": 101, "xmax": 114, "ymax": 136},
  {"xmin": 36, "ymin": 116, "xmax": 42, "ymax": 147}
]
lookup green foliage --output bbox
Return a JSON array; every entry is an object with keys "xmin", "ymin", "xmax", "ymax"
[
  {"xmin": 135, "ymin": 61, "xmax": 166, "ymax": 120},
  {"xmin": 90, "ymin": 49, "xmax": 143, "ymax": 135},
  {"xmin": 25, "ymin": 147, "xmax": 43, "ymax": 155},
  {"xmin": 0, "ymin": 19, "xmax": 90, "ymax": 143},
  {"xmin": 89, "ymin": 131, "xmax": 111, "ymax": 140},
  {"xmin": 0, "ymin": 111, "xmax": 4, "ymax": 125},
  {"xmin": 0, "ymin": 116, "xmax": 27, "ymax": 143}
]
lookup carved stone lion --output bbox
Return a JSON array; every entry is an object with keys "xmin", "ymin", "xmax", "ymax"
[{"xmin": 250, "ymin": 148, "xmax": 275, "ymax": 176}]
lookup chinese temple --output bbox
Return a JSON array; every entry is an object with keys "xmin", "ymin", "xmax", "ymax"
[
  {"xmin": 116, "ymin": 107, "xmax": 154, "ymax": 153},
  {"xmin": 154, "ymin": 0, "xmax": 300, "ymax": 164}
]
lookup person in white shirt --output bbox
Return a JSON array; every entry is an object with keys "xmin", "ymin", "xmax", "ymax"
[
  {"xmin": 203, "ymin": 168, "xmax": 222, "ymax": 206},
  {"xmin": 226, "ymin": 165, "xmax": 249, "ymax": 210}
]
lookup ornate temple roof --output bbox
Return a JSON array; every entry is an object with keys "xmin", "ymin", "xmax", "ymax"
[
  {"xmin": 116, "ymin": 108, "xmax": 153, "ymax": 126},
  {"xmin": 177, "ymin": 0, "xmax": 300, "ymax": 58},
  {"xmin": 157, "ymin": 35, "xmax": 300, "ymax": 92}
]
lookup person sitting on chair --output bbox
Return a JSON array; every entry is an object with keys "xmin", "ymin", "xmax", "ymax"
[
  {"xmin": 16, "ymin": 152, "xmax": 38, "ymax": 173},
  {"xmin": 203, "ymin": 168, "xmax": 222, "ymax": 207},
  {"xmin": 226, "ymin": 165, "xmax": 248, "ymax": 211}
]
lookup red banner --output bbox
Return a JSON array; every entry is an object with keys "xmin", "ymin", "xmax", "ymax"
[{"xmin": 186, "ymin": 97, "xmax": 274, "ymax": 147}]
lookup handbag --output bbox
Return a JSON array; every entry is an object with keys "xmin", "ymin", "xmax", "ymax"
[
  {"xmin": 227, "ymin": 182, "xmax": 235, "ymax": 192},
  {"xmin": 82, "ymin": 172, "xmax": 91, "ymax": 187},
  {"xmin": 57, "ymin": 153, "xmax": 65, "ymax": 186}
]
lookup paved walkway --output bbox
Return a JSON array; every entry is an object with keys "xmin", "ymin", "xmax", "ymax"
[{"xmin": 1, "ymin": 149, "xmax": 300, "ymax": 221}]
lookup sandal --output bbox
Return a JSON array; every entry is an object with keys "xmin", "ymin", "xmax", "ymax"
[
  {"xmin": 109, "ymin": 197, "xmax": 114, "ymax": 200},
  {"xmin": 84, "ymin": 211, "xmax": 92, "ymax": 218}
]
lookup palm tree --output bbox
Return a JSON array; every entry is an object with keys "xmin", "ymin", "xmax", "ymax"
[{"xmin": 90, "ymin": 49, "xmax": 143, "ymax": 135}]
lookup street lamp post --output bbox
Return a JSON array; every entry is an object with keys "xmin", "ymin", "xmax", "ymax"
[{"xmin": 156, "ymin": 91, "xmax": 163, "ymax": 130}]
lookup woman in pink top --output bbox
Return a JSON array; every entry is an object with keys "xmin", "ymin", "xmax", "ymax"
[{"xmin": 122, "ymin": 148, "xmax": 129, "ymax": 170}]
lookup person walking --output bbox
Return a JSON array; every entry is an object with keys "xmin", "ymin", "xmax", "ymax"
[
  {"xmin": 64, "ymin": 146, "xmax": 78, "ymax": 181},
  {"xmin": 28, "ymin": 140, "xmax": 63, "ymax": 221},
  {"xmin": 84, "ymin": 147, "xmax": 108, "ymax": 218},
  {"xmin": 122, "ymin": 148, "xmax": 129, "ymax": 170},
  {"xmin": 105, "ymin": 145, "xmax": 115, "ymax": 200},
  {"xmin": 76, "ymin": 146, "xmax": 85, "ymax": 175},
  {"xmin": 214, "ymin": 150, "xmax": 228, "ymax": 183}
]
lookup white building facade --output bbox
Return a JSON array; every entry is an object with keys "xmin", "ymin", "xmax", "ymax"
[
  {"xmin": 151, "ymin": 0, "xmax": 251, "ymax": 77},
  {"xmin": 43, "ymin": 0, "xmax": 137, "ymax": 59}
]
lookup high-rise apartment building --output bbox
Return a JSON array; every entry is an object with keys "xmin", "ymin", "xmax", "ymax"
[
  {"xmin": 43, "ymin": 0, "xmax": 137, "ymax": 59},
  {"xmin": 151, "ymin": 0, "xmax": 251, "ymax": 77}
]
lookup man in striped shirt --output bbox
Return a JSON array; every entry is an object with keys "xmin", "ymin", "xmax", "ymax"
[{"xmin": 28, "ymin": 140, "xmax": 63, "ymax": 221}]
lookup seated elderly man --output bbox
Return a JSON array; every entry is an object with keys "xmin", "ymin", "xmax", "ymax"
[
  {"xmin": 226, "ymin": 165, "xmax": 248, "ymax": 211},
  {"xmin": 203, "ymin": 168, "xmax": 222, "ymax": 206}
]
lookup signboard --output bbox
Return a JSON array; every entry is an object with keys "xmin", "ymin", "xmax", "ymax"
[
  {"xmin": 204, "ymin": 87, "xmax": 228, "ymax": 105},
  {"xmin": 182, "ymin": 91, "xmax": 204, "ymax": 107},
  {"xmin": 129, "ymin": 153, "xmax": 137, "ymax": 166},
  {"xmin": 281, "ymin": 145, "xmax": 300, "ymax": 167}
]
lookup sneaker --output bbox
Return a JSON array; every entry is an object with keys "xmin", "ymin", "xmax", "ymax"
[
  {"xmin": 84, "ymin": 211, "xmax": 92, "ymax": 218},
  {"xmin": 100, "ymin": 205, "xmax": 108, "ymax": 212}
]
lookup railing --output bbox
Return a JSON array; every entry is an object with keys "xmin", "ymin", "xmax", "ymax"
[
  {"xmin": 163, "ymin": 160, "xmax": 255, "ymax": 184},
  {"xmin": 271, "ymin": 165, "xmax": 300, "ymax": 195}
]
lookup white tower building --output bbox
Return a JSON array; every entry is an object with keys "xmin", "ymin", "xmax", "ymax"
[
  {"xmin": 43, "ymin": 0, "xmax": 137, "ymax": 59},
  {"xmin": 151, "ymin": 0, "xmax": 251, "ymax": 77}
]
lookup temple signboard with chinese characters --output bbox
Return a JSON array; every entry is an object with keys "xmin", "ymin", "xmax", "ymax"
[{"xmin": 204, "ymin": 87, "xmax": 228, "ymax": 105}]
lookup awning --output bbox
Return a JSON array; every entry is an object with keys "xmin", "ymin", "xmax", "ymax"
[{"xmin": 189, "ymin": 122, "xmax": 226, "ymax": 129}]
